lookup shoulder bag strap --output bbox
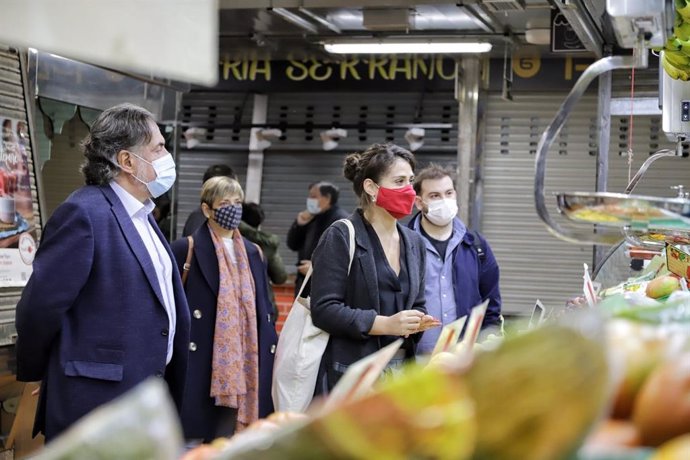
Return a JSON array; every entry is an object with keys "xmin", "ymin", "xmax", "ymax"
[
  {"xmin": 181, "ymin": 235, "xmax": 194, "ymax": 286},
  {"xmin": 295, "ymin": 219, "xmax": 355, "ymax": 299}
]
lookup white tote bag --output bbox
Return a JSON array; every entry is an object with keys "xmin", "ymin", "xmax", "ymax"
[{"xmin": 272, "ymin": 219, "xmax": 355, "ymax": 413}]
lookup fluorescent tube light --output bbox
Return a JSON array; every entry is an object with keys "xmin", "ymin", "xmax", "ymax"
[{"xmin": 324, "ymin": 42, "xmax": 492, "ymax": 54}]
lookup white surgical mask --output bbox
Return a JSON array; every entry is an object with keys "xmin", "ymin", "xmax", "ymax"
[
  {"xmin": 130, "ymin": 152, "xmax": 176, "ymax": 198},
  {"xmin": 306, "ymin": 198, "xmax": 321, "ymax": 215},
  {"xmin": 424, "ymin": 198, "xmax": 458, "ymax": 226}
]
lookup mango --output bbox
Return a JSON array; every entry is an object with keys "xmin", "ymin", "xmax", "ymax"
[{"xmin": 645, "ymin": 275, "xmax": 681, "ymax": 299}]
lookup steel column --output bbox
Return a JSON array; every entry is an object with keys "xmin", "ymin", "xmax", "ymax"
[
  {"xmin": 594, "ymin": 69, "xmax": 612, "ymax": 267},
  {"xmin": 245, "ymin": 94, "xmax": 269, "ymax": 204},
  {"xmin": 456, "ymin": 57, "xmax": 481, "ymax": 226}
]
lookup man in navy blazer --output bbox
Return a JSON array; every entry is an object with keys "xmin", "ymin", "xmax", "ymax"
[{"xmin": 15, "ymin": 104, "xmax": 191, "ymax": 440}]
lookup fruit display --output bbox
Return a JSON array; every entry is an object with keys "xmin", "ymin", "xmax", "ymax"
[
  {"xmin": 660, "ymin": 1, "xmax": 690, "ymax": 80},
  {"xmin": 567, "ymin": 205, "xmax": 665, "ymax": 225},
  {"xmin": 183, "ymin": 322, "xmax": 609, "ymax": 460}
]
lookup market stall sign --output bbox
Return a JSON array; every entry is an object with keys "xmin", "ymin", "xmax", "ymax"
[{"xmin": 209, "ymin": 55, "xmax": 595, "ymax": 92}]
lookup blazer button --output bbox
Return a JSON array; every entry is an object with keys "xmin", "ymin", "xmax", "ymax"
[
  {"xmin": 189, "ymin": 342, "xmax": 197, "ymax": 352},
  {"xmin": 161, "ymin": 329, "xmax": 169, "ymax": 337},
  {"xmin": 193, "ymin": 309, "xmax": 202, "ymax": 319},
  {"xmin": 270, "ymin": 344, "xmax": 276, "ymax": 354}
]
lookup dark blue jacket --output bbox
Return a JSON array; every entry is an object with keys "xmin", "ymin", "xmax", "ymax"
[
  {"xmin": 409, "ymin": 213, "xmax": 501, "ymax": 329},
  {"xmin": 171, "ymin": 224, "xmax": 277, "ymax": 440},
  {"xmin": 15, "ymin": 185, "xmax": 191, "ymax": 441}
]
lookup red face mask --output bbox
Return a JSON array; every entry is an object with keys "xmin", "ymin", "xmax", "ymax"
[{"xmin": 375, "ymin": 184, "xmax": 416, "ymax": 219}]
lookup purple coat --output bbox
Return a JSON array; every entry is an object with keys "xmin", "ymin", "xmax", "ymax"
[
  {"xmin": 15, "ymin": 185, "xmax": 191, "ymax": 440},
  {"xmin": 171, "ymin": 224, "xmax": 277, "ymax": 440}
]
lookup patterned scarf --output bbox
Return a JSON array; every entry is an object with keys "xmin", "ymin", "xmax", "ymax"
[{"xmin": 209, "ymin": 227, "xmax": 259, "ymax": 432}]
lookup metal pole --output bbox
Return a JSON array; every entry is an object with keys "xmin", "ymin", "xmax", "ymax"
[
  {"xmin": 457, "ymin": 57, "xmax": 481, "ymax": 226},
  {"xmin": 245, "ymin": 94, "xmax": 269, "ymax": 204},
  {"xmin": 593, "ymin": 67, "xmax": 612, "ymax": 267}
]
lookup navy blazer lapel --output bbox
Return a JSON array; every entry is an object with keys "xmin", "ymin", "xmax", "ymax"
[
  {"xmin": 399, "ymin": 226, "xmax": 420, "ymax": 310},
  {"xmin": 100, "ymin": 186, "xmax": 166, "ymax": 309},
  {"xmin": 193, "ymin": 225, "xmax": 220, "ymax": 297},
  {"xmin": 351, "ymin": 214, "xmax": 380, "ymax": 313}
]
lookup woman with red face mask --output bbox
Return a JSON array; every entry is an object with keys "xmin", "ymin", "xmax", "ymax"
[{"xmin": 310, "ymin": 143, "xmax": 440, "ymax": 392}]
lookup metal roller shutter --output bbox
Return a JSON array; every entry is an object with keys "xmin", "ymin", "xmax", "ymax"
[
  {"xmin": 482, "ymin": 93, "xmax": 599, "ymax": 315},
  {"xmin": 0, "ymin": 46, "xmax": 41, "ymax": 345},
  {"xmin": 176, "ymin": 92, "xmax": 254, "ymax": 237},
  {"xmin": 607, "ymin": 115, "xmax": 690, "ymax": 199}
]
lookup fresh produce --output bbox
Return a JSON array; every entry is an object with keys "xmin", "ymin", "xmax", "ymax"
[
  {"xmin": 632, "ymin": 353, "xmax": 690, "ymax": 447},
  {"xmin": 607, "ymin": 320, "xmax": 668, "ymax": 419},
  {"xmin": 465, "ymin": 321, "xmax": 609, "ymax": 460},
  {"xmin": 219, "ymin": 364, "xmax": 476, "ymax": 460},
  {"xmin": 426, "ymin": 351, "xmax": 462, "ymax": 371},
  {"xmin": 678, "ymin": 0, "xmax": 690, "ymax": 21},
  {"xmin": 32, "ymin": 379, "xmax": 183, "ymax": 460},
  {"xmin": 645, "ymin": 275, "xmax": 681, "ymax": 299},
  {"xmin": 659, "ymin": 2, "xmax": 690, "ymax": 80},
  {"xmin": 651, "ymin": 434, "xmax": 690, "ymax": 459},
  {"xmin": 584, "ymin": 419, "xmax": 641, "ymax": 450}
]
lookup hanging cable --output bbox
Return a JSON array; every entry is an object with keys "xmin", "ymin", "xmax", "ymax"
[{"xmin": 627, "ymin": 54, "xmax": 636, "ymax": 185}]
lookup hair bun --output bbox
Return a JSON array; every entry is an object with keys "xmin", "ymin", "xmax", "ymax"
[{"xmin": 343, "ymin": 153, "xmax": 362, "ymax": 183}]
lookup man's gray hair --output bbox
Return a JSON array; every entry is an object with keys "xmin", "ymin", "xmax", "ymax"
[{"xmin": 80, "ymin": 103, "xmax": 157, "ymax": 185}]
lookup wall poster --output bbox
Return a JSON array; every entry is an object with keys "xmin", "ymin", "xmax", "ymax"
[{"xmin": 0, "ymin": 116, "xmax": 36, "ymax": 286}]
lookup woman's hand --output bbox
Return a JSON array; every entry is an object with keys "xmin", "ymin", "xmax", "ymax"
[{"xmin": 387, "ymin": 310, "xmax": 424, "ymax": 337}]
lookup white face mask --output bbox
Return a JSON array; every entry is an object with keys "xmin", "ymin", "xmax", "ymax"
[
  {"xmin": 130, "ymin": 152, "xmax": 176, "ymax": 198},
  {"xmin": 424, "ymin": 198, "xmax": 458, "ymax": 226},
  {"xmin": 306, "ymin": 197, "xmax": 321, "ymax": 215}
]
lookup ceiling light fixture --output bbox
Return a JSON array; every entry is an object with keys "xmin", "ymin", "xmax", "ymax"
[
  {"xmin": 404, "ymin": 127, "xmax": 425, "ymax": 152},
  {"xmin": 320, "ymin": 128, "xmax": 348, "ymax": 151},
  {"xmin": 324, "ymin": 42, "xmax": 492, "ymax": 54}
]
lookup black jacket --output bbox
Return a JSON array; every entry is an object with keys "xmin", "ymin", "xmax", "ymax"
[
  {"xmin": 286, "ymin": 205, "xmax": 348, "ymax": 295},
  {"xmin": 310, "ymin": 210, "xmax": 426, "ymax": 388}
]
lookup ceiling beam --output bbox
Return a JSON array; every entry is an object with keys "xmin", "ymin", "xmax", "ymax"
[{"xmin": 219, "ymin": 0, "xmax": 459, "ymax": 9}]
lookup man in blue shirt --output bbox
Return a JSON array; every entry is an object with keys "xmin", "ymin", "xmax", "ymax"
[{"xmin": 409, "ymin": 164, "xmax": 502, "ymax": 355}]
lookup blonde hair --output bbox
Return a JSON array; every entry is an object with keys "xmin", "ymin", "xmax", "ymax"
[{"xmin": 200, "ymin": 176, "xmax": 244, "ymax": 207}]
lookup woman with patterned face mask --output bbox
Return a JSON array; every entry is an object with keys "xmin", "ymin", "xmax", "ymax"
[
  {"xmin": 171, "ymin": 176, "xmax": 277, "ymax": 443},
  {"xmin": 309, "ymin": 143, "xmax": 440, "ymax": 393}
]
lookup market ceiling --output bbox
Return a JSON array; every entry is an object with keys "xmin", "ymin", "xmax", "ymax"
[{"xmin": 215, "ymin": 0, "xmax": 615, "ymax": 60}]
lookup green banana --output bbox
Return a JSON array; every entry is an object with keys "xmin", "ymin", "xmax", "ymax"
[
  {"xmin": 675, "ymin": 21, "xmax": 690, "ymax": 41},
  {"xmin": 678, "ymin": 0, "xmax": 690, "ymax": 21},
  {"xmin": 666, "ymin": 37, "xmax": 683, "ymax": 52},
  {"xmin": 662, "ymin": 52, "xmax": 690, "ymax": 81},
  {"xmin": 665, "ymin": 49, "xmax": 690, "ymax": 68},
  {"xmin": 676, "ymin": 37, "xmax": 690, "ymax": 56}
]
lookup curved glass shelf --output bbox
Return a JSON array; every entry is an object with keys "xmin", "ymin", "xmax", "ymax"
[{"xmin": 556, "ymin": 192, "xmax": 690, "ymax": 231}]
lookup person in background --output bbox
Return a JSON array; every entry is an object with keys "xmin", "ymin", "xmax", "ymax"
[
  {"xmin": 171, "ymin": 176, "xmax": 277, "ymax": 441},
  {"xmin": 15, "ymin": 103, "xmax": 190, "ymax": 440},
  {"xmin": 153, "ymin": 192, "xmax": 172, "ymax": 241},
  {"xmin": 409, "ymin": 164, "xmax": 502, "ymax": 356},
  {"xmin": 310, "ymin": 143, "xmax": 439, "ymax": 391},
  {"xmin": 241, "ymin": 202, "xmax": 288, "ymax": 286},
  {"xmin": 286, "ymin": 181, "xmax": 348, "ymax": 296},
  {"xmin": 241, "ymin": 202, "xmax": 287, "ymax": 321},
  {"xmin": 182, "ymin": 164, "xmax": 237, "ymax": 237}
]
